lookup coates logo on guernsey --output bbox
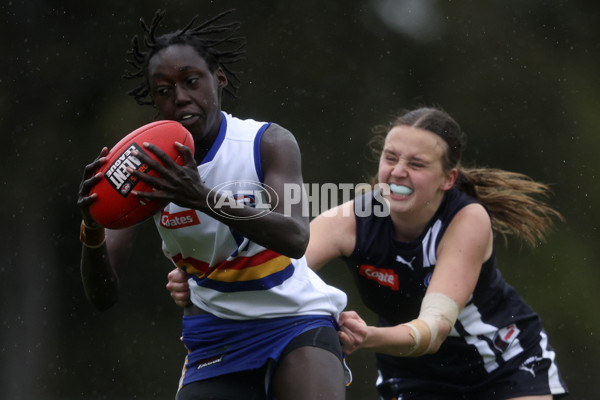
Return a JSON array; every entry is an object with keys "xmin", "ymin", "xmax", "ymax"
[
  {"xmin": 160, "ymin": 209, "xmax": 200, "ymax": 229},
  {"xmin": 359, "ymin": 264, "xmax": 399, "ymax": 290},
  {"xmin": 207, "ymin": 180, "xmax": 277, "ymax": 220}
]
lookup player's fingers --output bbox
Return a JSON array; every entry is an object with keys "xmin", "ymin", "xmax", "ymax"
[
  {"xmin": 175, "ymin": 142, "xmax": 196, "ymax": 167},
  {"xmin": 82, "ymin": 155, "xmax": 107, "ymax": 180},
  {"xmin": 86, "ymin": 147, "xmax": 108, "ymax": 169},
  {"xmin": 167, "ymin": 268, "xmax": 183, "ymax": 282},
  {"xmin": 78, "ymin": 172, "xmax": 103, "ymax": 199},
  {"xmin": 169, "ymin": 267, "xmax": 188, "ymax": 281},
  {"xmin": 170, "ymin": 288, "xmax": 189, "ymax": 299},
  {"xmin": 338, "ymin": 332, "xmax": 357, "ymax": 355},
  {"xmin": 166, "ymin": 281, "xmax": 187, "ymax": 292},
  {"xmin": 127, "ymin": 147, "xmax": 171, "ymax": 181},
  {"xmin": 169, "ymin": 288, "xmax": 191, "ymax": 307},
  {"xmin": 76, "ymin": 192, "xmax": 97, "ymax": 209},
  {"xmin": 78, "ymin": 153, "xmax": 106, "ymax": 213},
  {"xmin": 131, "ymin": 147, "xmax": 162, "ymax": 168},
  {"xmin": 345, "ymin": 317, "xmax": 368, "ymax": 336},
  {"xmin": 338, "ymin": 310, "xmax": 360, "ymax": 327},
  {"xmin": 97, "ymin": 146, "xmax": 109, "ymax": 159},
  {"xmin": 88, "ymin": 147, "xmax": 108, "ymax": 171},
  {"xmin": 131, "ymin": 188, "xmax": 169, "ymax": 203},
  {"xmin": 76, "ymin": 189, "xmax": 100, "ymax": 227},
  {"xmin": 142, "ymin": 142, "xmax": 179, "ymax": 169},
  {"xmin": 125, "ymin": 163, "xmax": 173, "ymax": 193}
]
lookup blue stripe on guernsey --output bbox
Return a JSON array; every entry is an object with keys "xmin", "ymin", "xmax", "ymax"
[
  {"xmin": 200, "ymin": 112, "xmax": 228, "ymax": 164},
  {"xmin": 156, "ymin": 112, "xmax": 348, "ymax": 321},
  {"xmin": 227, "ymin": 228, "xmax": 250, "ymax": 259},
  {"xmin": 253, "ymin": 122, "xmax": 271, "ymax": 183},
  {"xmin": 196, "ymin": 262, "xmax": 295, "ymax": 292}
]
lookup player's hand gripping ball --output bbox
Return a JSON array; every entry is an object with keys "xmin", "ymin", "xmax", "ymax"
[{"xmin": 89, "ymin": 120, "xmax": 195, "ymax": 229}]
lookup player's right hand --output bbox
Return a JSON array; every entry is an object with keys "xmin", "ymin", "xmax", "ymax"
[
  {"xmin": 166, "ymin": 268, "xmax": 192, "ymax": 307},
  {"xmin": 77, "ymin": 147, "xmax": 108, "ymax": 228}
]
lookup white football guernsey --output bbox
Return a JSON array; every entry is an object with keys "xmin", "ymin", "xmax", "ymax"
[{"xmin": 154, "ymin": 112, "xmax": 347, "ymax": 320}]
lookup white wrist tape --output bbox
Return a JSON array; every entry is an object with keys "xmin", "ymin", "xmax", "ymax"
[{"xmin": 402, "ymin": 292, "xmax": 460, "ymax": 356}]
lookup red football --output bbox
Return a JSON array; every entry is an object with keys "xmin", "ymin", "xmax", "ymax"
[{"xmin": 89, "ymin": 120, "xmax": 195, "ymax": 229}]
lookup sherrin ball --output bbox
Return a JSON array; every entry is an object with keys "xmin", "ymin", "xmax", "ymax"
[{"xmin": 89, "ymin": 120, "xmax": 195, "ymax": 229}]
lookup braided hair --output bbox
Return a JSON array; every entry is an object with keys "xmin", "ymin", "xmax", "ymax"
[{"xmin": 123, "ymin": 9, "xmax": 245, "ymax": 106}]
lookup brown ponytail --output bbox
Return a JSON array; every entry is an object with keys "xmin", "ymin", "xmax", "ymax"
[
  {"xmin": 372, "ymin": 107, "xmax": 563, "ymax": 248},
  {"xmin": 455, "ymin": 167, "xmax": 563, "ymax": 248}
]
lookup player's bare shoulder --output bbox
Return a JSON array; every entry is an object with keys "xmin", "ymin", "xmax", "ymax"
[
  {"xmin": 315, "ymin": 200, "xmax": 357, "ymax": 258},
  {"xmin": 261, "ymin": 123, "xmax": 299, "ymax": 151}
]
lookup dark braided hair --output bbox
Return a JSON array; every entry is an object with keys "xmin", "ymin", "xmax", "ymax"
[{"xmin": 123, "ymin": 9, "xmax": 246, "ymax": 106}]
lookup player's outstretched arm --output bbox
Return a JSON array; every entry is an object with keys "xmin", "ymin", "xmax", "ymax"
[{"xmin": 78, "ymin": 148, "xmax": 138, "ymax": 310}]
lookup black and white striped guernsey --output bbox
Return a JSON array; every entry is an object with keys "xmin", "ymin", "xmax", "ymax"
[{"xmin": 346, "ymin": 187, "xmax": 567, "ymax": 396}]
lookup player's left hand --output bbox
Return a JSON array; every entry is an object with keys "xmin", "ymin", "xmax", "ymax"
[{"xmin": 128, "ymin": 142, "xmax": 210, "ymax": 210}]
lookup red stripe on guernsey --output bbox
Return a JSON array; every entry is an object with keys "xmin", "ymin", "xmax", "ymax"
[
  {"xmin": 172, "ymin": 254, "xmax": 211, "ymax": 277},
  {"xmin": 172, "ymin": 249, "xmax": 287, "ymax": 280},
  {"xmin": 358, "ymin": 264, "xmax": 399, "ymax": 291},
  {"xmin": 159, "ymin": 210, "xmax": 200, "ymax": 229}
]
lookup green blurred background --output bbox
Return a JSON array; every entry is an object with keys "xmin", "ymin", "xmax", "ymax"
[{"xmin": 1, "ymin": 0, "xmax": 598, "ymax": 399}]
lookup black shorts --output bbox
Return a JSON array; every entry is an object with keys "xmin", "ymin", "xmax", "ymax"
[
  {"xmin": 175, "ymin": 326, "xmax": 343, "ymax": 400},
  {"xmin": 280, "ymin": 325, "xmax": 344, "ymax": 363},
  {"xmin": 377, "ymin": 337, "xmax": 568, "ymax": 400}
]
